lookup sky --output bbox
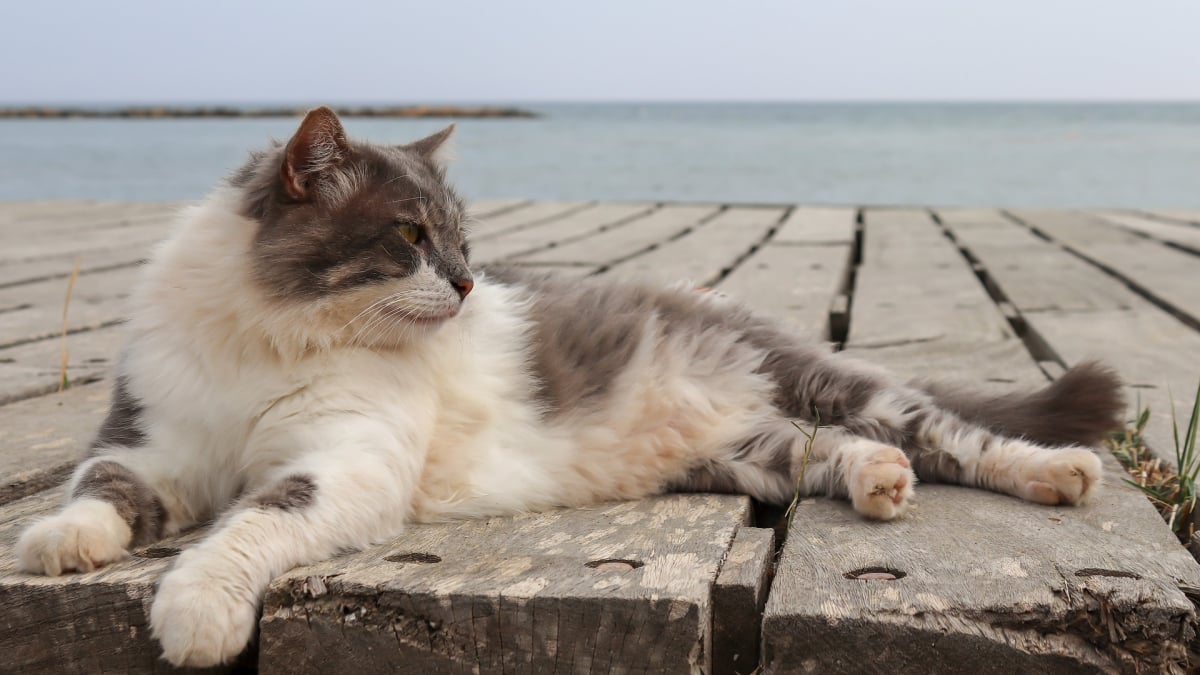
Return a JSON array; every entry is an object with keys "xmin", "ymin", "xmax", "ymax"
[{"xmin": 2, "ymin": 0, "xmax": 1199, "ymax": 103}]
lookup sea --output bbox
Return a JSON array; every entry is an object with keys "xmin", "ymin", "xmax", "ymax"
[{"xmin": 2, "ymin": 102, "xmax": 1199, "ymax": 207}]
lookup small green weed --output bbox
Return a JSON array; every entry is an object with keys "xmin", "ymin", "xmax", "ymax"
[{"xmin": 1109, "ymin": 380, "xmax": 1200, "ymax": 543}]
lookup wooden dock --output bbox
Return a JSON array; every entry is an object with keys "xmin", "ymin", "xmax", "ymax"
[{"xmin": 1, "ymin": 200, "xmax": 1199, "ymax": 673}]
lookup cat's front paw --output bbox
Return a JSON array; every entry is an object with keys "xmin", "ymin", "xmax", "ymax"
[
  {"xmin": 1020, "ymin": 448, "xmax": 1102, "ymax": 506},
  {"xmin": 849, "ymin": 446, "xmax": 916, "ymax": 520},
  {"xmin": 16, "ymin": 499, "xmax": 132, "ymax": 575},
  {"xmin": 150, "ymin": 562, "xmax": 258, "ymax": 668}
]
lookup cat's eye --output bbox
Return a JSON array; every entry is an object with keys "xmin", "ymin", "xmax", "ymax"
[{"xmin": 397, "ymin": 222, "xmax": 423, "ymax": 244}]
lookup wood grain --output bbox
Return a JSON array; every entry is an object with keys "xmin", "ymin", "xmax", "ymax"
[
  {"xmin": 609, "ymin": 206, "xmax": 786, "ymax": 286},
  {"xmin": 0, "ymin": 381, "xmax": 110, "ymax": 504},
  {"xmin": 719, "ymin": 244, "xmax": 852, "ymax": 340},
  {"xmin": 0, "ymin": 200, "xmax": 1197, "ymax": 674},
  {"xmin": 0, "ymin": 487, "xmax": 225, "ymax": 674},
  {"xmin": 1013, "ymin": 209, "xmax": 1200, "ymax": 327},
  {"xmin": 763, "ymin": 207, "xmax": 1200, "ymax": 673},
  {"xmin": 516, "ymin": 204, "xmax": 719, "ymax": 266},
  {"xmin": 938, "ymin": 208, "xmax": 1200, "ymax": 457},
  {"xmin": 259, "ymin": 495, "xmax": 752, "ymax": 674},
  {"xmin": 473, "ymin": 202, "xmax": 656, "ymax": 264},
  {"xmin": 713, "ymin": 527, "xmax": 774, "ymax": 675},
  {"xmin": 771, "ymin": 206, "xmax": 856, "ymax": 245},
  {"xmin": 1091, "ymin": 210, "xmax": 1200, "ymax": 254},
  {"xmin": 471, "ymin": 201, "xmax": 592, "ymax": 241}
]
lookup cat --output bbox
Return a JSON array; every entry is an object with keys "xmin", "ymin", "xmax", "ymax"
[{"xmin": 15, "ymin": 107, "xmax": 1123, "ymax": 668}]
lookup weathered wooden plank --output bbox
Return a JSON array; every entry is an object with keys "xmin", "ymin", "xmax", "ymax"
[
  {"xmin": 0, "ymin": 201, "xmax": 105, "ymax": 225},
  {"xmin": 715, "ymin": 206, "xmax": 856, "ymax": 338},
  {"xmin": 0, "ymin": 265, "xmax": 138, "ymax": 349},
  {"xmin": 1143, "ymin": 210, "xmax": 1200, "ymax": 227},
  {"xmin": 939, "ymin": 208, "xmax": 1200, "ymax": 457},
  {"xmin": 472, "ymin": 202, "xmax": 656, "ymax": 264},
  {"xmin": 0, "ymin": 323, "xmax": 123, "ymax": 405},
  {"xmin": 763, "ymin": 207, "xmax": 1200, "ymax": 673},
  {"xmin": 1, "ymin": 202, "xmax": 180, "ymax": 241},
  {"xmin": 1092, "ymin": 210, "xmax": 1200, "ymax": 255},
  {"xmin": 2, "ymin": 224, "xmax": 166, "ymax": 267},
  {"xmin": 0, "ymin": 381, "xmax": 110, "ymax": 504},
  {"xmin": 0, "ymin": 488, "xmax": 224, "ymax": 674},
  {"xmin": 1, "ymin": 212, "xmax": 174, "ymax": 263},
  {"xmin": 609, "ymin": 207, "xmax": 786, "ymax": 286},
  {"xmin": 259, "ymin": 495, "xmax": 753, "ymax": 674},
  {"xmin": 770, "ymin": 206, "xmax": 856, "ymax": 245},
  {"xmin": 713, "ymin": 527, "xmax": 774, "ymax": 675},
  {"xmin": 718, "ymin": 244, "xmax": 851, "ymax": 339},
  {"xmin": 763, "ymin": 457, "xmax": 1200, "ymax": 674},
  {"xmin": 1013, "ymin": 209, "xmax": 1200, "ymax": 327},
  {"xmin": 940, "ymin": 218, "xmax": 1132, "ymax": 313},
  {"xmin": 0, "ymin": 246, "xmax": 148, "ymax": 290},
  {"xmin": 848, "ymin": 208, "xmax": 1040, "ymax": 387},
  {"xmin": 0, "ymin": 201, "xmax": 157, "ymax": 228},
  {"xmin": 0, "ymin": 263, "xmax": 140, "ymax": 311},
  {"xmin": 0, "ymin": 202, "xmax": 165, "ymax": 288},
  {"xmin": 516, "ymin": 204, "xmax": 719, "ymax": 266},
  {"xmin": 471, "ymin": 201, "xmax": 591, "ymax": 240},
  {"xmin": 468, "ymin": 199, "xmax": 531, "ymax": 219},
  {"xmin": 500, "ymin": 263, "xmax": 600, "ymax": 278}
]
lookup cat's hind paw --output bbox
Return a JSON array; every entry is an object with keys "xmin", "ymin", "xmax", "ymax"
[
  {"xmin": 1020, "ymin": 448, "xmax": 1103, "ymax": 506},
  {"xmin": 850, "ymin": 446, "xmax": 916, "ymax": 520},
  {"xmin": 150, "ymin": 560, "xmax": 258, "ymax": 668},
  {"xmin": 16, "ymin": 499, "xmax": 132, "ymax": 576}
]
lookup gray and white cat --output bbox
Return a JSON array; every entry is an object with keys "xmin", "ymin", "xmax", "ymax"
[{"xmin": 16, "ymin": 108, "xmax": 1122, "ymax": 667}]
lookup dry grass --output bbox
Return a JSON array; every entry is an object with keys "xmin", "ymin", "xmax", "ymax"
[
  {"xmin": 57, "ymin": 257, "xmax": 81, "ymax": 392},
  {"xmin": 1108, "ymin": 381, "xmax": 1200, "ymax": 545},
  {"xmin": 784, "ymin": 412, "xmax": 820, "ymax": 532}
]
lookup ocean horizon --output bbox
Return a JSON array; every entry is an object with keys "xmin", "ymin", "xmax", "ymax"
[{"xmin": 2, "ymin": 101, "xmax": 1198, "ymax": 207}]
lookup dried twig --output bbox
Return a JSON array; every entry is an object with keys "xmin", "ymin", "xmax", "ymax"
[
  {"xmin": 58, "ymin": 257, "xmax": 81, "ymax": 392},
  {"xmin": 785, "ymin": 410, "xmax": 821, "ymax": 532}
]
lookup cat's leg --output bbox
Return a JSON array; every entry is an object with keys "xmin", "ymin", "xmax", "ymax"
[
  {"xmin": 148, "ymin": 420, "xmax": 421, "ymax": 668},
  {"xmin": 742, "ymin": 337, "xmax": 1101, "ymax": 512},
  {"xmin": 900, "ymin": 402, "xmax": 1103, "ymax": 506},
  {"xmin": 16, "ymin": 452, "xmax": 172, "ymax": 575},
  {"xmin": 796, "ymin": 425, "xmax": 917, "ymax": 520},
  {"xmin": 680, "ymin": 422, "xmax": 917, "ymax": 520}
]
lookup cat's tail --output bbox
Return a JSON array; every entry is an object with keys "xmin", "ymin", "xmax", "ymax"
[{"xmin": 911, "ymin": 360, "xmax": 1125, "ymax": 447}]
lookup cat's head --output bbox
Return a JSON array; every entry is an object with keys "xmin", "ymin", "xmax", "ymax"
[{"xmin": 230, "ymin": 107, "xmax": 471, "ymax": 347}]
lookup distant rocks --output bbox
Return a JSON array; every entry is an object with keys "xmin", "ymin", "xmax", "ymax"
[{"xmin": 0, "ymin": 105, "xmax": 538, "ymax": 119}]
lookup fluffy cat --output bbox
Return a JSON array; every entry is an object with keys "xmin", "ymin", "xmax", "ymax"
[{"xmin": 16, "ymin": 107, "xmax": 1122, "ymax": 667}]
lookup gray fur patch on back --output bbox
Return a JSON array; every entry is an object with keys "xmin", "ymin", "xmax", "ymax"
[
  {"xmin": 252, "ymin": 474, "xmax": 317, "ymax": 511},
  {"xmin": 91, "ymin": 376, "xmax": 146, "ymax": 453},
  {"xmin": 74, "ymin": 460, "xmax": 166, "ymax": 545},
  {"xmin": 484, "ymin": 266, "xmax": 884, "ymax": 429}
]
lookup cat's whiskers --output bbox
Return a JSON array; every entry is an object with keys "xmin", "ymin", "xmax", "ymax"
[
  {"xmin": 345, "ymin": 293, "xmax": 412, "ymax": 346},
  {"xmin": 337, "ymin": 294, "xmax": 400, "ymax": 336},
  {"xmin": 351, "ymin": 292, "xmax": 431, "ymax": 347},
  {"xmin": 351, "ymin": 297, "xmax": 408, "ymax": 347},
  {"xmin": 338, "ymin": 294, "xmax": 411, "ymax": 347}
]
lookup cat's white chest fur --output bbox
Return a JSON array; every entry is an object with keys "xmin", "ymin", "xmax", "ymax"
[{"xmin": 123, "ymin": 273, "xmax": 559, "ymax": 527}]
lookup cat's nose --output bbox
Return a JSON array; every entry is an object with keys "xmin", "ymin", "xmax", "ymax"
[{"xmin": 452, "ymin": 278, "xmax": 474, "ymax": 300}]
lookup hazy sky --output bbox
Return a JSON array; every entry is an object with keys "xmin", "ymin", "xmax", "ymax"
[{"xmin": 3, "ymin": 0, "xmax": 1199, "ymax": 103}]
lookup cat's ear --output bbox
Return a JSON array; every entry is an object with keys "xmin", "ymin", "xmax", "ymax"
[
  {"xmin": 405, "ymin": 124, "xmax": 455, "ymax": 165},
  {"xmin": 281, "ymin": 106, "xmax": 350, "ymax": 201}
]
